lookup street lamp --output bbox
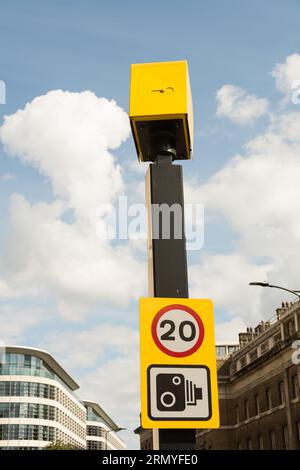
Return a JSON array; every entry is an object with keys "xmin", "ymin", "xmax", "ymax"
[
  {"xmin": 103, "ymin": 427, "xmax": 126, "ymax": 450},
  {"xmin": 249, "ymin": 282, "xmax": 300, "ymax": 300}
]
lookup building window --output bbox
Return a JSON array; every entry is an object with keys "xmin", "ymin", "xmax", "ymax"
[
  {"xmin": 255, "ymin": 394, "xmax": 260, "ymax": 415},
  {"xmin": 292, "ymin": 375, "xmax": 299, "ymax": 399},
  {"xmin": 10, "ymin": 354, "xmax": 18, "ymax": 366},
  {"xmin": 0, "ymin": 404, "xmax": 9, "ymax": 418},
  {"xmin": 282, "ymin": 425, "xmax": 289, "ymax": 450},
  {"xmin": 249, "ymin": 349, "xmax": 258, "ymax": 362},
  {"xmin": 247, "ymin": 439, "xmax": 252, "ymax": 450},
  {"xmin": 87, "ymin": 425, "xmax": 106, "ymax": 438},
  {"xmin": 235, "ymin": 404, "xmax": 239, "ymax": 424},
  {"xmin": 244, "ymin": 399, "xmax": 249, "ymax": 420},
  {"xmin": 260, "ymin": 340, "xmax": 269, "ymax": 354},
  {"xmin": 0, "ymin": 353, "xmax": 55, "ymax": 381},
  {"xmin": 266, "ymin": 388, "xmax": 272, "ymax": 410},
  {"xmin": 216, "ymin": 346, "xmax": 227, "ymax": 357},
  {"xmin": 278, "ymin": 381, "xmax": 285, "ymax": 405},
  {"xmin": 0, "ymin": 402, "xmax": 55, "ymax": 420},
  {"xmin": 86, "ymin": 406, "xmax": 106, "ymax": 424},
  {"xmin": 0, "ymin": 447, "xmax": 39, "ymax": 450},
  {"xmin": 237, "ymin": 442, "xmax": 242, "ymax": 450},
  {"xmin": 288, "ymin": 320, "xmax": 295, "ymax": 336},
  {"xmin": 273, "ymin": 332, "xmax": 282, "ymax": 344},
  {"xmin": 239, "ymin": 356, "xmax": 247, "ymax": 368},
  {"xmin": 24, "ymin": 355, "xmax": 31, "ymax": 368},
  {"xmin": 87, "ymin": 440, "xmax": 105, "ymax": 450},
  {"xmin": 258, "ymin": 434, "xmax": 264, "ymax": 450},
  {"xmin": 0, "ymin": 381, "xmax": 55, "ymax": 399},
  {"xmin": 270, "ymin": 430, "xmax": 276, "ymax": 450},
  {"xmin": 0, "ymin": 424, "xmax": 54, "ymax": 441}
]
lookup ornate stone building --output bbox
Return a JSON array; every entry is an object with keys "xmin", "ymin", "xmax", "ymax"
[{"xmin": 197, "ymin": 301, "xmax": 300, "ymax": 450}]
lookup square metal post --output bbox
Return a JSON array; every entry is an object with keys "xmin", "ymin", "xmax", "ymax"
[{"xmin": 146, "ymin": 157, "xmax": 196, "ymax": 450}]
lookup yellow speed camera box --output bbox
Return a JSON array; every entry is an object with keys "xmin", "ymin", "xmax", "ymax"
[{"xmin": 129, "ymin": 61, "xmax": 193, "ymax": 162}]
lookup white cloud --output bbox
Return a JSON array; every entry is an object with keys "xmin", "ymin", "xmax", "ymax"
[
  {"xmin": 0, "ymin": 173, "xmax": 16, "ymax": 181},
  {"xmin": 3, "ymin": 194, "xmax": 145, "ymax": 320},
  {"xmin": 0, "ymin": 279, "xmax": 14, "ymax": 299},
  {"xmin": 0, "ymin": 305, "xmax": 50, "ymax": 343},
  {"xmin": 216, "ymin": 84, "xmax": 269, "ymax": 125},
  {"xmin": 43, "ymin": 323, "xmax": 140, "ymax": 449},
  {"xmin": 43, "ymin": 323, "xmax": 139, "ymax": 369},
  {"xmin": 272, "ymin": 53, "xmax": 300, "ymax": 102},
  {"xmin": 200, "ymin": 111, "xmax": 300, "ymax": 256},
  {"xmin": 125, "ymin": 159, "xmax": 148, "ymax": 175},
  {"xmin": 190, "ymin": 253, "xmax": 271, "ymax": 321},
  {"xmin": 2, "ymin": 64, "xmax": 300, "ymax": 442},
  {"xmin": 189, "ymin": 104, "xmax": 300, "ymax": 323},
  {"xmin": 215, "ymin": 317, "xmax": 246, "ymax": 344},
  {"xmin": 1, "ymin": 58, "xmax": 300, "ymax": 447},
  {"xmin": 0, "ymin": 90, "xmax": 130, "ymax": 221},
  {"xmin": 0, "ymin": 90, "xmax": 147, "ymax": 319},
  {"xmin": 189, "ymin": 61, "xmax": 300, "ymax": 335},
  {"xmin": 80, "ymin": 353, "xmax": 140, "ymax": 449}
]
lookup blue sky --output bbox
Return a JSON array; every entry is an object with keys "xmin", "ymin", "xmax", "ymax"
[{"xmin": 1, "ymin": 0, "xmax": 300, "ymax": 449}]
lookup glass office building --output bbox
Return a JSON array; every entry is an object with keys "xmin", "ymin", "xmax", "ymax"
[
  {"xmin": 0, "ymin": 346, "xmax": 87, "ymax": 449},
  {"xmin": 83, "ymin": 401, "xmax": 126, "ymax": 450},
  {"xmin": 0, "ymin": 346, "xmax": 126, "ymax": 450}
]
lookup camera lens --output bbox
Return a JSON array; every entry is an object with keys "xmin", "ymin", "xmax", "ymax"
[
  {"xmin": 172, "ymin": 376, "xmax": 181, "ymax": 385},
  {"xmin": 160, "ymin": 391, "xmax": 176, "ymax": 408}
]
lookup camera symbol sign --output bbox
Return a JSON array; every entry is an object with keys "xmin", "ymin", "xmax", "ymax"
[
  {"xmin": 140, "ymin": 298, "xmax": 220, "ymax": 428},
  {"xmin": 148, "ymin": 365, "xmax": 211, "ymax": 420},
  {"xmin": 151, "ymin": 304, "xmax": 204, "ymax": 357}
]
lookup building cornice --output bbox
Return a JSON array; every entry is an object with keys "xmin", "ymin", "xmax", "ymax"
[
  {"xmin": 5, "ymin": 345, "xmax": 79, "ymax": 391},
  {"xmin": 82, "ymin": 400, "xmax": 120, "ymax": 431}
]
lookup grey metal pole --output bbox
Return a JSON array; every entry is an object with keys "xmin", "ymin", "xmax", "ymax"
[{"xmin": 146, "ymin": 155, "xmax": 196, "ymax": 450}]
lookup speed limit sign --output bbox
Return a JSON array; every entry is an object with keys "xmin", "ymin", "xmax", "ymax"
[
  {"xmin": 139, "ymin": 297, "xmax": 219, "ymax": 429},
  {"xmin": 151, "ymin": 304, "xmax": 204, "ymax": 357}
]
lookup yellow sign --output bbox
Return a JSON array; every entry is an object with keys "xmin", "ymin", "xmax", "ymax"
[{"xmin": 139, "ymin": 297, "xmax": 220, "ymax": 429}]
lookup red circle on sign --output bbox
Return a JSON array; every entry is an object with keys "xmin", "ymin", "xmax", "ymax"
[{"xmin": 151, "ymin": 304, "xmax": 205, "ymax": 357}]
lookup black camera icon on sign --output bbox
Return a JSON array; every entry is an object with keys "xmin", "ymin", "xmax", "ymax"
[{"xmin": 156, "ymin": 373, "xmax": 203, "ymax": 412}]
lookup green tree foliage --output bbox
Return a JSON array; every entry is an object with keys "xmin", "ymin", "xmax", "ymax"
[{"xmin": 43, "ymin": 441, "xmax": 80, "ymax": 450}]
